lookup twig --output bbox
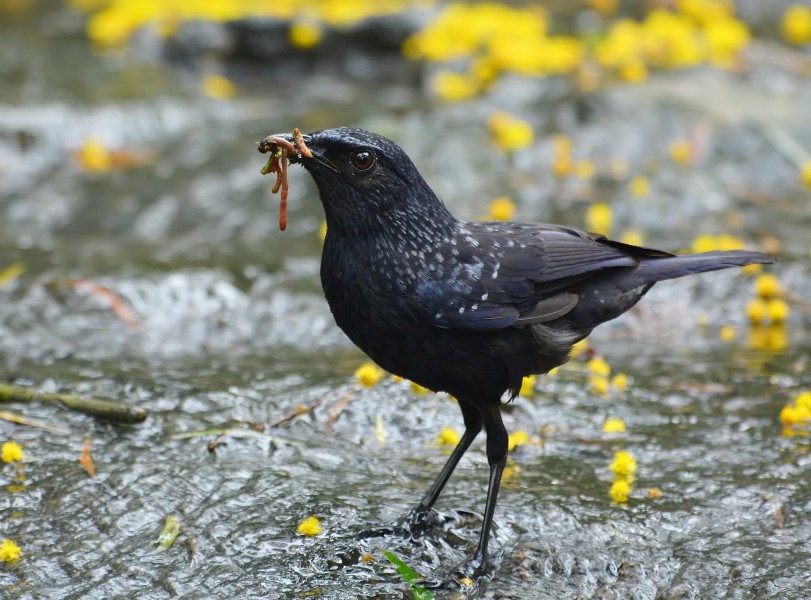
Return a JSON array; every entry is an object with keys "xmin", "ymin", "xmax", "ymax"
[
  {"xmin": 0, "ymin": 410, "xmax": 69, "ymax": 433},
  {"xmin": 325, "ymin": 392, "xmax": 353, "ymax": 432},
  {"xmin": 784, "ymin": 290, "xmax": 811, "ymax": 317},
  {"xmin": 0, "ymin": 383, "xmax": 147, "ymax": 423},
  {"xmin": 269, "ymin": 399, "xmax": 322, "ymax": 427},
  {"xmin": 759, "ymin": 124, "xmax": 811, "ymax": 169}
]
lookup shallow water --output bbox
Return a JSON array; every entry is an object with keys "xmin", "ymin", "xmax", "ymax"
[{"xmin": 1, "ymin": 4, "xmax": 810, "ymax": 599}]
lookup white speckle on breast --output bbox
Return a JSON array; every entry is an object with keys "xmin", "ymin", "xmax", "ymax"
[
  {"xmin": 481, "ymin": 292, "xmax": 489, "ymax": 301},
  {"xmin": 458, "ymin": 306, "xmax": 465, "ymax": 314}
]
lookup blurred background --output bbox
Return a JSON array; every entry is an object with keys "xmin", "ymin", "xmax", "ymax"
[{"xmin": 0, "ymin": 1, "xmax": 810, "ymax": 598}]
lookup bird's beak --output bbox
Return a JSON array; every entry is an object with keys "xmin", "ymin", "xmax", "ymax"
[{"xmin": 260, "ymin": 132, "xmax": 338, "ymax": 173}]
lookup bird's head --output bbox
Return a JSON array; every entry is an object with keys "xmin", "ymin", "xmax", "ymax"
[{"xmin": 263, "ymin": 127, "xmax": 452, "ymax": 236}]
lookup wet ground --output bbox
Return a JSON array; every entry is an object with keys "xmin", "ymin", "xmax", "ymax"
[{"xmin": 1, "ymin": 3, "xmax": 810, "ymax": 599}]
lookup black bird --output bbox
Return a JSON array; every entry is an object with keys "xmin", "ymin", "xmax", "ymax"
[{"xmin": 262, "ymin": 127, "xmax": 773, "ymax": 577}]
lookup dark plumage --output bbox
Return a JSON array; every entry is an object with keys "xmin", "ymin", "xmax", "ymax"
[{"xmin": 266, "ymin": 127, "xmax": 773, "ymax": 578}]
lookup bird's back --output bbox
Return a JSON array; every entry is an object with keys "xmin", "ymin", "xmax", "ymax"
[{"xmin": 320, "ymin": 216, "xmax": 771, "ymax": 404}]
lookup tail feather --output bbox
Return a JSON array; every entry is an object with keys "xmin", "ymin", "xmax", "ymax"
[{"xmin": 615, "ymin": 250, "xmax": 774, "ymax": 289}]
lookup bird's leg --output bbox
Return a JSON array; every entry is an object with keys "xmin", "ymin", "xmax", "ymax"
[
  {"xmin": 403, "ymin": 403, "xmax": 482, "ymax": 536},
  {"xmin": 418, "ymin": 404, "xmax": 507, "ymax": 589},
  {"xmin": 357, "ymin": 404, "xmax": 481, "ymax": 541},
  {"xmin": 467, "ymin": 404, "xmax": 508, "ymax": 579}
]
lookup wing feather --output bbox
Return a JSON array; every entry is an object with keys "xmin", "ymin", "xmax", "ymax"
[{"xmin": 416, "ymin": 221, "xmax": 647, "ymax": 331}]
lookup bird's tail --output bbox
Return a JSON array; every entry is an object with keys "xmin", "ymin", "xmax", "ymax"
[{"xmin": 614, "ymin": 250, "xmax": 774, "ymax": 289}]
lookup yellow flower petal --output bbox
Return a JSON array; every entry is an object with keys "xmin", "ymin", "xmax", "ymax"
[
  {"xmin": 410, "ymin": 381, "xmax": 430, "ymax": 395},
  {"xmin": 669, "ymin": 140, "xmax": 693, "ymax": 166},
  {"xmin": 590, "ymin": 374, "xmax": 610, "ymax": 396},
  {"xmin": 719, "ymin": 324, "xmax": 736, "ymax": 343},
  {"xmin": 289, "ymin": 21, "xmax": 322, "ymax": 49},
  {"xmin": 802, "ymin": 160, "xmax": 811, "ymax": 189},
  {"xmin": 1, "ymin": 441, "xmax": 23, "ymax": 463},
  {"xmin": 574, "ymin": 160, "xmax": 596, "ymax": 180},
  {"xmin": 488, "ymin": 112, "xmax": 534, "ymax": 152},
  {"xmin": 629, "ymin": 175, "xmax": 650, "ymax": 199},
  {"xmin": 0, "ymin": 262, "xmax": 26, "ymax": 290},
  {"xmin": 488, "ymin": 197, "xmax": 516, "ymax": 221},
  {"xmin": 551, "ymin": 155, "xmax": 573, "ymax": 178},
  {"xmin": 507, "ymin": 430, "xmax": 529, "ymax": 452},
  {"xmin": 602, "ymin": 417, "xmax": 626, "ymax": 433},
  {"xmin": 519, "ymin": 375, "xmax": 535, "ymax": 397},
  {"xmin": 297, "ymin": 516, "xmax": 323, "ymax": 537},
  {"xmin": 795, "ymin": 391, "xmax": 811, "ymax": 412},
  {"xmin": 570, "ymin": 338, "xmax": 589, "ymax": 357},
  {"xmin": 587, "ymin": 356, "xmax": 611, "ymax": 377},
  {"xmin": 691, "ymin": 233, "xmax": 718, "ymax": 253},
  {"xmin": 433, "ymin": 71, "xmax": 479, "ymax": 102},
  {"xmin": 355, "ymin": 363, "xmax": 384, "ymax": 387},
  {"xmin": 609, "ymin": 450, "xmax": 637, "ymax": 476},
  {"xmin": 0, "ymin": 539, "xmax": 21, "ymax": 562},
  {"xmin": 782, "ymin": 5, "xmax": 811, "ymax": 45},
  {"xmin": 609, "ymin": 478, "xmax": 631, "ymax": 503},
  {"xmin": 77, "ymin": 136, "xmax": 112, "ymax": 171},
  {"xmin": 755, "ymin": 273, "xmax": 781, "ymax": 299},
  {"xmin": 746, "ymin": 298, "xmax": 769, "ymax": 324},
  {"xmin": 584, "ymin": 202, "xmax": 613, "ymax": 236},
  {"xmin": 201, "ymin": 74, "xmax": 236, "ymax": 101},
  {"xmin": 437, "ymin": 426, "xmax": 461, "ymax": 448},
  {"xmin": 610, "ymin": 373, "xmax": 629, "ymax": 391},
  {"xmin": 766, "ymin": 298, "xmax": 790, "ymax": 323},
  {"xmin": 781, "ymin": 404, "xmax": 805, "ymax": 427}
]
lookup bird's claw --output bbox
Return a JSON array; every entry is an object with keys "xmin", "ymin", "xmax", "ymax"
[
  {"xmin": 411, "ymin": 555, "xmax": 492, "ymax": 591},
  {"xmin": 357, "ymin": 505, "xmax": 457, "ymax": 545},
  {"xmin": 402, "ymin": 505, "xmax": 454, "ymax": 539},
  {"xmin": 356, "ymin": 507, "xmax": 450, "ymax": 542}
]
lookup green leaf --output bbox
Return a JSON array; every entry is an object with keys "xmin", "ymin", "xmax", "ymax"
[
  {"xmin": 381, "ymin": 549, "xmax": 434, "ymax": 600},
  {"xmin": 157, "ymin": 514, "xmax": 181, "ymax": 549}
]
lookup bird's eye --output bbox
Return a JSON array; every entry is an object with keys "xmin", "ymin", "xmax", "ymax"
[{"xmin": 350, "ymin": 151, "xmax": 375, "ymax": 172}]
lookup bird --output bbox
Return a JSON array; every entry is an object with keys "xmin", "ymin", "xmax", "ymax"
[{"xmin": 260, "ymin": 126, "xmax": 773, "ymax": 579}]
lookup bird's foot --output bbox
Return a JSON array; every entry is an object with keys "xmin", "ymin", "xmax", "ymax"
[
  {"xmin": 402, "ymin": 505, "xmax": 455, "ymax": 540},
  {"xmin": 416, "ymin": 553, "xmax": 494, "ymax": 591},
  {"xmin": 357, "ymin": 506, "xmax": 454, "ymax": 542}
]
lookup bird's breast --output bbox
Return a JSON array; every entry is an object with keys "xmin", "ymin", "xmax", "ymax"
[{"xmin": 320, "ymin": 237, "xmax": 425, "ymax": 338}]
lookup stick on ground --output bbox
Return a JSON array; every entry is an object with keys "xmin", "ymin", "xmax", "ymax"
[{"xmin": 0, "ymin": 383, "xmax": 147, "ymax": 424}]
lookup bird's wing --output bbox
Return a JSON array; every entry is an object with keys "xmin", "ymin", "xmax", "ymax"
[{"xmin": 416, "ymin": 222, "xmax": 668, "ymax": 331}]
